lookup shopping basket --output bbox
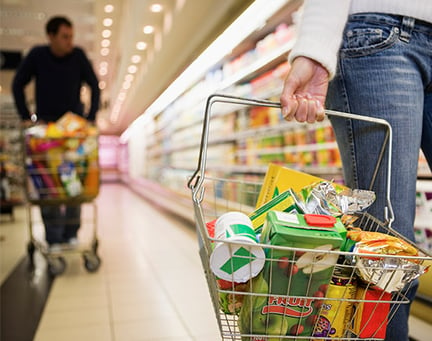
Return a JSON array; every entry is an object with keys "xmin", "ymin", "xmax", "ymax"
[
  {"xmin": 188, "ymin": 94, "xmax": 432, "ymax": 340},
  {"xmin": 24, "ymin": 127, "xmax": 101, "ymax": 275}
]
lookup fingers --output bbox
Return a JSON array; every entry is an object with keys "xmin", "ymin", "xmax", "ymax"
[{"xmin": 282, "ymin": 94, "xmax": 325, "ymax": 123}]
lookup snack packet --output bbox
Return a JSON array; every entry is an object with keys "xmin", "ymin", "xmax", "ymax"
[
  {"xmin": 300, "ymin": 181, "xmax": 376, "ymax": 217},
  {"xmin": 348, "ymin": 230, "xmax": 429, "ymax": 292}
]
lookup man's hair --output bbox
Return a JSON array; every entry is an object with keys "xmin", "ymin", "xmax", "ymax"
[{"xmin": 45, "ymin": 16, "xmax": 73, "ymax": 35}]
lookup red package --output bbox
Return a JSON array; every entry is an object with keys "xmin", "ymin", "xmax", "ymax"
[
  {"xmin": 354, "ymin": 286, "xmax": 390, "ymax": 338},
  {"xmin": 206, "ymin": 219, "xmax": 216, "ymax": 238}
]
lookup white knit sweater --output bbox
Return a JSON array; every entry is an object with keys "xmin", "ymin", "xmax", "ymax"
[{"xmin": 289, "ymin": 0, "xmax": 432, "ymax": 78}]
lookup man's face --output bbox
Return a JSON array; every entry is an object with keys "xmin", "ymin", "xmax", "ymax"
[{"xmin": 49, "ymin": 24, "xmax": 74, "ymax": 56}]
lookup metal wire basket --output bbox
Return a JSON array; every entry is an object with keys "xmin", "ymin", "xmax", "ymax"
[{"xmin": 189, "ymin": 94, "xmax": 431, "ymax": 340}]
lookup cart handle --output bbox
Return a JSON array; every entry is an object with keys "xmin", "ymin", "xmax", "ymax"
[{"xmin": 188, "ymin": 94, "xmax": 394, "ymax": 226}]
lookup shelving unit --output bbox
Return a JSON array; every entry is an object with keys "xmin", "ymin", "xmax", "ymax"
[
  {"xmin": 123, "ymin": 0, "xmax": 431, "ymax": 227},
  {"xmin": 0, "ymin": 108, "xmax": 25, "ymax": 220}
]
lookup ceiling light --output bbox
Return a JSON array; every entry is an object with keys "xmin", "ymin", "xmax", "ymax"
[
  {"xmin": 136, "ymin": 41, "xmax": 147, "ymax": 50},
  {"xmin": 99, "ymin": 61, "xmax": 108, "ymax": 68},
  {"xmin": 143, "ymin": 25, "xmax": 154, "ymax": 34},
  {"xmin": 102, "ymin": 29, "xmax": 112, "ymax": 38},
  {"xmin": 122, "ymin": 81, "xmax": 131, "ymax": 90},
  {"xmin": 131, "ymin": 55, "xmax": 141, "ymax": 63},
  {"xmin": 150, "ymin": 4, "xmax": 163, "ymax": 13},
  {"xmin": 121, "ymin": 0, "xmax": 288, "ymax": 143},
  {"xmin": 128, "ymin": 65, "xmax": 138, "ymax": 74},
  {"xmin": 101, "ymin": 48, "xmax": 110, "ymax": 56},
  {"xmin": 101, "ymin": 39, "xmax": 110, "ymax": 47},
  {"xmin": 103, "ymin": 18, "xmax": 113, "ymax": 27},
  {"xmin": 99, "ymin": 68, "xmax": 108, "ymax": 76},
  {"xmin": 99, "ymin": 81, "xmax": 106, "ymax": 89},
  {"xmin": 104, "ymin": 5, "xmax": 114, "ymax": 13},
  {"xmin": 125, "ymin": 74, "xmax": 134, "ymax": 82}
]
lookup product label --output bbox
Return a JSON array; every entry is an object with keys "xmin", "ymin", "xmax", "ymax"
[
  {"xmin": 219, "ymin": 247, "xmax": 256, "ymax": 275},
  {"xmin": 226, "ymin": 223, "xmax": 256, "ymax": 242}
]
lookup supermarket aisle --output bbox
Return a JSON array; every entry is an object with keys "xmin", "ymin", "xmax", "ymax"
[{"xmin": 1, "ymin": 183, "xmax": 220, "ymax": 341}]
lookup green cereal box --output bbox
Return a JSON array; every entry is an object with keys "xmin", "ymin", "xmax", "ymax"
[
  {"xmin": 249, "ymin": 189, "xmax": 302, "ymax": 233},
  {"xmin": 238, "ymin": 212, "xmax": 344, "ymax": 340}
]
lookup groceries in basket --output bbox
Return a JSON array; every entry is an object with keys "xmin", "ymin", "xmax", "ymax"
[
  {"xmin": 347, "ymin": 230, "xmax": 429, "ymax": 292},
  {"xmin": 352, "ymin": 285, "xmax": 392, "ymax": 339},
  {"xmin": 205, "ymin": 163, "xmax": 430, "ymax": 340},
  {"xmin": 238, "ymin": 211, "xmax": 345, "ymax": 340},
  {"xmin": 209, "ymin": 212, "xmax": 265, "ymax": 283},
  {"xmin": 249, "ymin": 189, "xmax": 302, "ymax": 233},
  {"xmin": 299, "ymin": 180, "xmax": 376, "ymax": 217},
  {"xmin": 217, "ymin": 280, "xmax": 250, "ymax": 315},
  {"xmin": 255, "ymin": 163, "xmax": 347, "ymax": 208},
  {"xmin": 25, "ymin": 113, "xmax": 99, "ymax": 200},
  {"xmin": 312, "ymin": 266, "xmax": 357, "ymax": 339}
]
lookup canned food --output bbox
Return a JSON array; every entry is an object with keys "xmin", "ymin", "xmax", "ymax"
[{"xmin": 312, "ymin": 281, "xmax": 357, "ymax": 338}]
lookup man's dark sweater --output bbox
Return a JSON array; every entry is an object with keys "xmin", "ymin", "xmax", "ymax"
[{"xmin": 12, "ymin": 45, "xmax": 100, "ymax": 122}]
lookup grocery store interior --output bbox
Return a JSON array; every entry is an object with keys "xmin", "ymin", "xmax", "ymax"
[{"xmin": 0, "ymin": 0, "xmax": 431, "ymax": 340}]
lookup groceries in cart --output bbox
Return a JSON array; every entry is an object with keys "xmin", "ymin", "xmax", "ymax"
[
  {"xmin": 24, "ymin": 112, "xmax": 99, "ymax": 201},
  {"xmin": 206, "ymin": 163, "xmax": 429, "ymax": 340}
]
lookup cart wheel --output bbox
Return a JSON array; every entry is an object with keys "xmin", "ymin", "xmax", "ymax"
[
  {"xmin": 27, "ymin": 241, "xmax": 35, "ymax": 266},
  {"xmin": 48, "ymin": 256, "xmax": 67, "ymax": 276},
  {"xmin": 91, "ymin": 239, "xmax": 99, "ymax": 253},
  {"xmin": 83, "ymin": 253, "xmax": 101, "ymax": 273}
]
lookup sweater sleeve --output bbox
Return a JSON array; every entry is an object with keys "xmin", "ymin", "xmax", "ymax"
[
  {"xmin": 12, "ymin": 48, "xmax": 37, "ymax": 120},
  {"xmin": 289, "ymin": 0, "xmax": 352, "ymax": 79},
  {"xmin": 79, "ymin": 49, "xmax": 100, "ymax": 122}
]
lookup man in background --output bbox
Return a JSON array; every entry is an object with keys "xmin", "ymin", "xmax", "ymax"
[{"xmin": 12, "ymin": 16, "xmax": 100, "ymax": 249}]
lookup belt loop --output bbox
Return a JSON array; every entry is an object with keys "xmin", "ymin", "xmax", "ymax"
[{"xmin": 400, "ymin": 16, "xmax": 415, "ymax": 42}]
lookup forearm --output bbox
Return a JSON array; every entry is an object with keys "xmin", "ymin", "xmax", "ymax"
[
  {"xmin": 289, "ymin": 0, "xmax": 351, "ymax": 79},
  {"xmin": 12, "ymin": 79, "xmax": 30, "ymax": 120}
]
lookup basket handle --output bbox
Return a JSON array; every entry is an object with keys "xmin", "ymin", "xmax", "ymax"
[{"xmin": 188, "ymin": 94, "xmax": 394, "ymax": 226}]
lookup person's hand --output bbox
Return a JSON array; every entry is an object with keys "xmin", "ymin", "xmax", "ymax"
[
  {"xmin": 280, "ymin": 56, "xmax": 330, "ymax": 123},
  {"xmin": 21, "ymin": 120, "xmax": 34, "ymax": 128}
]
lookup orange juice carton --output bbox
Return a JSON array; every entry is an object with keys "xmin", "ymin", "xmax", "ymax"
[{"xmin": 238, "ymin": 212, "xmax": 345, "ymax": 340}]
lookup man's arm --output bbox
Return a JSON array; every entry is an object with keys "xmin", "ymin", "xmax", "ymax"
[
  {"xmin": 12, "ymin": 48, "xmax": 36, "ymax": 120},
  {"xmin": 79, "ymin": 49, "xmax": 100, "ymax": 122}
]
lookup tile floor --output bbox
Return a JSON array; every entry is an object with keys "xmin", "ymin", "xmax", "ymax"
[
  {"xmin": 1, "ymin": 183, "xmax": 432, "ymax": 341},
  {"xmin": 1, "ymin": 183, "xmax": 220, "ymax": 341}
]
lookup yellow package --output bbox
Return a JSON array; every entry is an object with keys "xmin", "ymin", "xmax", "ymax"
[
  {"xmin": 256, "ymin": 163, "xmax": 331, "ymax": 208},
  {"xmin": 56, "ymin": 112, "xmax": 88, "ymax": 136}
]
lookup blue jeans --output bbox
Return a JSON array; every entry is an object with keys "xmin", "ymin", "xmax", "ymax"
[
  {"xmin": 41, "ymin": 205, "xmax": 81, "ymax": 244},
  {"xmin": 327, "ymin": 13, "xmax": 432, "ymax": 341}
]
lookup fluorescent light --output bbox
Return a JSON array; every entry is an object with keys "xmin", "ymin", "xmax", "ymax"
[
  {"xmin": 128, "ymin": 65, "xmax": 138, "ymax": 74},
  {"xmin": 101, "ymin": 39, "xmax": 110, "ymax": 47},
  {"xmin": 104, "ymin": 5, "xmax": 114, "ymax": 13},
  {"xmin": 143, "ymin": 25, "xmax": 154, "ymax": 34},
  {"xmin": 102, "ymin": 29, "xmax": 112, "ymax": 38},
  {"xmin": 136, "ymin": 41, "xmax": 147, "ymax": 50},
  {"xmin": 150, "ymin": 4, "xmax": 163, "ymax": 13},
  {"xmin": 103, "ymin": 18, "xmax": 113, "ymax": 27},
  {"xmin": 131, "ymin": 55, "xmax": 141, "ymax": 63},
  {"xmin": 121, "ymin": 0, "xmax": 288, "ymax": 142}
]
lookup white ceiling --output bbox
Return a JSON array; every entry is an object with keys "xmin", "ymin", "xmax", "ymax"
[{"xmin": 0, "ymin": 0, "xmax": 253, "ymax": 134}]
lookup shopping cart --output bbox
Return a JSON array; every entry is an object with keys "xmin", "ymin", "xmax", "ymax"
[
  {"xmin": 24, "ymin": 127, "xmax": 101, "ymax": 275},
  {"xmin": 188, "ymin": 94, "xmax": 432, "ymax": 340}
]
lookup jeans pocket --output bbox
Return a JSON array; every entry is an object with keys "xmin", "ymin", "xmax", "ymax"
[{"xmin": 340, "ymin": 24, "xmax": 399, "ymax": 58}]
